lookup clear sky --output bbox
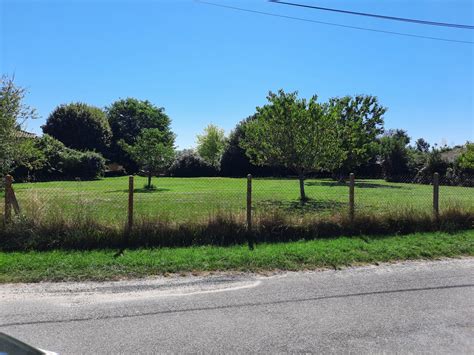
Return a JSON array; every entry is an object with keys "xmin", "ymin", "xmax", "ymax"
[{"xmin": 1, "ymin": 0, "xmax": 473, "ymax": 149}]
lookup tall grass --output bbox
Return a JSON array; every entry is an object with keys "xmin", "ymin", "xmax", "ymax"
[{"xmin": 1, "ymin": 205, "xmax": 472, "ymax": 251}]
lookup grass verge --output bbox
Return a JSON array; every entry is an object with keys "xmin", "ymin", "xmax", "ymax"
[{"xmin": 1, "ymin": 230, "xmax": 473, "ymax": 283}]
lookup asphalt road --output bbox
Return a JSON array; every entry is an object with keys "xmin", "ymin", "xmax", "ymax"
[{"xmin": 1, "ymin": 259, "xmax": 473, "ymax": 354}]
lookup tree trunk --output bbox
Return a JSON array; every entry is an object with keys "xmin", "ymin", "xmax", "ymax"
[
  {"xmin": 299, "ymin": 173, "xmax": 306, "ymax": 202},
  {"xmin": 147, "ymin": 173, "xmax": 152, "ymax": 189}
]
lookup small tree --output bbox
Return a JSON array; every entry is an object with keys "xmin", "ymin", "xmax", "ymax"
[
  {"xmin": 42, "ymin": 103, "xmax": 111, "ymax": 153},
  {"xmin": 196, "ymin": 124, "xmax": 227, "ymax": 168},
  {"xmin": 0, "ymin": 76, "xmax": 37, "ymax": 176},
  {"xmin": 121, "ymin": 129, "xmax": 175, "ymax": 189},
  {"xmin": 240, "ymin": 90, "xmax": 344, "ymax": 201}
]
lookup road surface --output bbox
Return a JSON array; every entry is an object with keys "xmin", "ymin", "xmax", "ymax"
[{"xmin": 1, "ymin": 259, "xmax": 473, "ymax": 354}]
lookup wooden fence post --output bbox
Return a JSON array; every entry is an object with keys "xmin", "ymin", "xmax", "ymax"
[
  {"xmin": 128, "ymin": 175, "xmax": 134, "ymax": 231},
  {"xmin": 247, "ymin": 174, "xmax": 253, "ymax": 250},
  {"xmin": 349, "ymin": 173, "xmax": 355, "ymax": 221},
  {"xmin": 4, "ymin": 175, "xmax": 12, "ymax": 224},
  {"xmin": 433, "ymin": 172, "xmax": 439, "ymax": 217}
]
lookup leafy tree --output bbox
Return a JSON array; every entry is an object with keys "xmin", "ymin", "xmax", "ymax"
[
  {"xmin": 121, "ymin": 128, "xmax": 175, "ymax": 188},
  {"xmin": 425, "ymin": 149, "xmax": 448, "ymax": 176},
  {"xmin": 107, "ymin": 98, "xmax": 173, "ymax": 171},
  {"xmin": 415, "ymin": 138, "xmax": 430, "ymax": 153},
  {"xmin": 220, "ymin": 117, "xmax": 256, "ymax": 177},
  {"xmin": 379, "ymin": 129, "xmax": 412, "ymax": 180},
  {"xmin": 12, "ymin": 139, "xmax": 46, "ymax": 181},
  {"xmin": 0, "ymin": 76, "xmax": 37, "ymax": 176},
  {"xmin": 240, "ymin": 90, "xmax": 344, "ymax": 201},
  {"xmin": 220, "ymin": 116, "xmax": 292, "ymax": 177},
  {"xmin": 328, "ymin": 95, "xmax": 386, "ymax": 178},
  {"xmin": 42, "ymin": 103, "xmax": 111, "ymax": 153},
  {"xmin": 196, "ymin": 124, "xmax": 227, "ymax": 168},
  {"xmin": 456, "ymin": 143, "xmax": 474, "ymax": 172}
]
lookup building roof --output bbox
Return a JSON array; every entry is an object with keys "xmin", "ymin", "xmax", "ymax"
[{"xmin": 15, "ymin": 130, "xmax": 37, "ymax": 139}]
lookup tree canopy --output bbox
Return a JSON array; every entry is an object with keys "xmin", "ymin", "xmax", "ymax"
[
  {"xmin": 240, "ymin": 90, "xmax": 344, "ymax": 200},
  {"xmin": 328, "ymin": 95, "xmax": 386, "ymax": 177},
  {"xmin": 457, "ymin": 143, "xmax": 474, "ymax": 172},
  {"xmin": 121, "ymin": 128, "xmax": 175, "ymax": 188},
  {"xmin": 106, "ymin": 98, "xmax": 173, "ymax": 170},
  {"xmin": 0, "ymin": 76, "xmax": 37, "ymax": 176},
  {"xmin": 196, "ymin": 124, "xmax": 227, "ymax": 168},
  {"xmin": 379, "ymin": 129, "xmax": 411, "ymax": 180},
  {"xmin": 42, "ymin": 103, "xmax": 111, "ymax": 153}
]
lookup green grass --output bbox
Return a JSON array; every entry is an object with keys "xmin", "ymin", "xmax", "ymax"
[
  {"xmin": 1, "ymin": 230, "xmax": 473, "ymax": 283},
  {"xmin": 3, "ymin": 176, "xmax": 473, "ymax": 224}
]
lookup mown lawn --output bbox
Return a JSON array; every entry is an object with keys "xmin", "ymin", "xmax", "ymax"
[
  {"xmin": 1, "ymin": 230, "xmax": 472, "ymax": 283},
  {"xmin": 2, "ymin": 176, "xmax": 473, "ymax": 224}
]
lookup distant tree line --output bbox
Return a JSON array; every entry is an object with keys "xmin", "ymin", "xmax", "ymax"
[{"xmin": 1, "ymin": 76, "xmax": 473, "ymax": 191}]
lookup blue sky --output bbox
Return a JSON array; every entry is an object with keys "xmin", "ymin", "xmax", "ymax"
[{"xmin": 1, "ymin": 0, "xmax": 473, "ymax": 149}]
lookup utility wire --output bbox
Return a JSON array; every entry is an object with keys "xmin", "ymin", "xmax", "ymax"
[
  {"xmin": 195, "ymin": 1, "xmax": 474, "ymax": 44},
  {"xmin": 270, "ymin": 0, "xmax": 474, "ymax": 30}
]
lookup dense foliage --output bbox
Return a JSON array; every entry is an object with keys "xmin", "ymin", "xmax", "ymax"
[
  {"xmin": 1, "ymin": 78, "xmax": 471, "ymax": 185},
  {"xmin": 220, "ymin": 117, "xmax": 291, "ymax": 177},
  {"xmin": 196, "ymin": 124, "xmax": 227, "ymax": 168},
  {"xmin": 240, "ymin": 90, "xmax": 345, "ymax": 200},
  {"xmin": 169, "ymin": 150, "xmax": 218, "ymax": 177},
  {"xmin": 13, "ymin": 135, "xmax": 106, "ymax": 181},
  {"xmin": 121, "ymin": 128, "xmax": 175, "ymax": 188},
  {"xmin": 107, "ymin": 98, "xmax": 173, "ymax": 171},
  {"xmin": 457, "ymin": 143, "xmax": 474, "ymax": 172},
  {"xmin": 42, "ymin": 103, "xmax": 111, "ymax": 153},
  {"xmin": 329, "ymin": 95, "xmax": 386, "ymax": 178},
  {"xmin": 0, "ymin": 76, "xmax": 37, "ymax": 176}
]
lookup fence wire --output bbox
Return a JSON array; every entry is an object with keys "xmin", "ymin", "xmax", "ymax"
[{"xmin": 1, "ymin": 174, "xmax": 473, "ymax": 227}]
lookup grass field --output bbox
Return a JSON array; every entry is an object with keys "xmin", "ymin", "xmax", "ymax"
[
  {"xmin": 1, "ymin": 230, "xmax": 472, "ymax": 282},
  {"xmin": 2, "ymin": 176, "xmax": 473, "ymax": 225}
]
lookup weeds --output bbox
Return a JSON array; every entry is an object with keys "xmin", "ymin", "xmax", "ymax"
[{"xmin": 1, "ymin": 206, "xmax": 472, "ymax": 251}]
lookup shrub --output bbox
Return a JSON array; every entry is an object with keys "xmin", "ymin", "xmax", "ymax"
[
  {"xmin": 169, "ymin": 150, "xmax": 218, "ymax": 177},
  {"xmin": 16, "ymin": 134, "xmax": 106, "ymax": 180},
  {"xmin": 61, "ymin": 150, "xmax": 106, "ymax": 180}
]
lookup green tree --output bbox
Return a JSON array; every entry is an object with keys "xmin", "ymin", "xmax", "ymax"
[
  {"xmin": 328, "ymin": 95, "xmax": 386, "ymax": 179},
  {"xmin": 196, "ymin": 124, "xmax": 227, "ymax": 167},
  {"xmin": 240, "ymin": 90, "xmax": 344, "ymax": 201},
  {"xmin": 121, "ymin": 128, "xmax": 175, "ymax": 189},
  {"xmin": 220, "ymin": 117, "xmax": 256, "ymax": 177},
  {"xmin": 0, "ymin": 76, "xmax": 37, "ymax": 176},
  {"xmin": 107, "ymin": 98, "xmax": 173, "ymax": 171},
  {"xmin": 379, "ymin": 129, "xmax": 412, "ymax": 180},
  {"xmin": 415, "ymin": 138, "xmax": 430, "ymax": 153},
  {"xmin": 42, "ymin": 103, "xmax": 111, "ymax": 153},
  {"xmin": 13, "ymin": 139, "xmax": 46, "ymax": 181},
  {"xmin": 456, "ymin": 143, "xmax": 474, "ymax": 172}
]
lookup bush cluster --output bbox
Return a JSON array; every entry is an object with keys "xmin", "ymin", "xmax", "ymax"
[
  {"xmin": 169, "ymin": 150, "xmax": 218, "ymax": 177},
  {"xmin": 13, "ymin": 135, "xmax": 105, "ymax": 181}
]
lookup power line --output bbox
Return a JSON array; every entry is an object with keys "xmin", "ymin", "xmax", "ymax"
[
  {"xmin": 270, "ymin": 0, "xmax": 474, "ymax": 30},
  {"xmin": 195, "ymin": 1, "xmax": 474, "ymax": 45}
]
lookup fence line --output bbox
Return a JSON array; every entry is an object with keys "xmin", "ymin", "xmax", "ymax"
[{"xmin": 3, "ymin": 172, "xmax": 473, "ymax": 229}]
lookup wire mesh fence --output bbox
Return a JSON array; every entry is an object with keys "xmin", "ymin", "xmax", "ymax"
[{"xmin": 2, "ymin": 173, "xmax": 473, "ymax": 228}]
